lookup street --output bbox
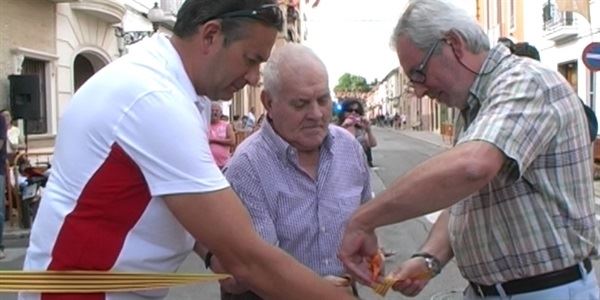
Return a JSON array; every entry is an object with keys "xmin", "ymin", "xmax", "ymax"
[{"xmin": 1, "ymin": 126, "xmax": 599, "ymax": 299}]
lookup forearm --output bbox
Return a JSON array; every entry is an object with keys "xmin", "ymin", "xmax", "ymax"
[
  {"xmin": 351, "ymin": 142, "xmax": 502, "ymax": 231},
  {"xmin": 418, "ymin": 209, "xmax": 454, "ymax": 266},
  {"xmin": 228, "ymin": 244, "xmax": 353, "ymax": 299},
  {"xmin": 193, "ymin": 242, "xmax": 210, "ymax": 261},
  {"xmin": 165, "ymin": 190, "xmax": 352, "ymax": 300}
]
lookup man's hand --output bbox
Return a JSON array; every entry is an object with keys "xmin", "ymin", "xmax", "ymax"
[
  {"xmin": 337, "ymin": 224, "xmax": 379, "ymax": 287},
  {"xmin": 210, "ymin": 255, "xmax": 249, "ymax": 294},
  {"xmin": 390, "ymin": 257, "xmax": 432, "ymax": 297}
]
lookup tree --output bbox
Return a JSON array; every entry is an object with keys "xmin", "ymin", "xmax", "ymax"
[{"xmin": 334, "ymin": 73, "xmax": 371, "ymax": 93}]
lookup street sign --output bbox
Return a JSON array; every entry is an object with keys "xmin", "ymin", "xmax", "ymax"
[{"xmin": 582, "ymin": 42, "xmax": 600, "ymax": 72}]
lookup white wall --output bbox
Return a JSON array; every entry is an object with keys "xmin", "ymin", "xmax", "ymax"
[{"xmin": 522, "ymin": 0, "xmax": 599, "ymax": 110}]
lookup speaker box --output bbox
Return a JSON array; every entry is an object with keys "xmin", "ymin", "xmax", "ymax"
[{"xmin": 9, "ymin": 74, "xmax": 41, "ymax": 120}]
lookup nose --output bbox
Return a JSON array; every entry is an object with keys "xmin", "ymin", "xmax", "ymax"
[
  {"xmin": 245, "ymin": 65, "xmax": 261, "ymax": 86},
  {"xmin": 307, "ymin": 101, "xmax": 324, "ymax": 120}
]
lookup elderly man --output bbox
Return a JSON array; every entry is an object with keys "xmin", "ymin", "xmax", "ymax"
[
  {"xmin": 21, "ymin": 1, "xmax": 353, "ymax": 299},
  {"xmin": 209, "ymin": 43, "xmax": 372, "ymax": 299},
  {"xmin": 339, "ymin": 0, "xmax": 599, "ymax": 299}
]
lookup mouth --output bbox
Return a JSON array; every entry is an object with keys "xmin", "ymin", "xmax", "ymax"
[{"xmin": 301, "ymin": 125, "xmax": 325, "ymax": 131}]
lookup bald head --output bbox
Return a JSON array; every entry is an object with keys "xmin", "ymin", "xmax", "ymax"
[
  {"xmin": 262, "ymin": 43, "xmax": 328, "ymax": 99},
  {"xmin": 259, "ymin": 43, "xmax": 331, "ymax": 152}
]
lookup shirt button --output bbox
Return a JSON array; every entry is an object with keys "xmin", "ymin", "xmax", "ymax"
[
  {"xmin": 324, "ymin": 259, "xmax": 330, "ymax": 265},
  {"xmin": 320, "ymin": 226, "xmax": 326, "ymax": 232}
]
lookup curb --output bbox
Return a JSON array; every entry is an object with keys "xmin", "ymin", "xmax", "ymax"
[
  {"xmin": 3, "ymin": 224, "xmax": 30, "ymax": 240},
  {"xmin": 391, "ymin": 129, "xmax": 452, "ymax": 149}
]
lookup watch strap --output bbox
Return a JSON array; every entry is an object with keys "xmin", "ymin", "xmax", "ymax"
[{"xmin": 410, "ymin": 252, "xmax": 442, "ymax": 275}]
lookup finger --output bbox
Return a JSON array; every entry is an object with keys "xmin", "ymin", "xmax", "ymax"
[
  {"xmin": 404, "ymin": 284, "xmax": 424, "ymax": 297},
  {"xmin": 339, "ymin": 256, "xmax": 374, "ymax": 286},
  {"xmin": 391, "ymin": 278, "xmax": 412, "ymax": 291}
]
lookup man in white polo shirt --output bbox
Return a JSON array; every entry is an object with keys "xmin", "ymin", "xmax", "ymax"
[{"xmin": 21, "ymin": 1, "xmax": 353, "ymax": 300}]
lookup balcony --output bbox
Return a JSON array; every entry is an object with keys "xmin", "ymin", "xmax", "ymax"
[
  {"xmin": 543, "ymin": 3, "xmax": 579, "ymax": 42},
  {"xmin": 70, "ymin": 0, "xmax": 126, "ymax": 24}
]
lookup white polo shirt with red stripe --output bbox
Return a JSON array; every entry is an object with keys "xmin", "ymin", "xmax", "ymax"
[{"xmin": 21, "ymin": 34, "xmax": 229, "ymax": 300}]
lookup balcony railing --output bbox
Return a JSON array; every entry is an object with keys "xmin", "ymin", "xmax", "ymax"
[{"xmin": 543, "ymin": 3, "xmax": 578, "ymax": 42}]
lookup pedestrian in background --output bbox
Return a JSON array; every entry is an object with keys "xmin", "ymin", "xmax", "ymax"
[
  {"xmin": 232, "ymin": 115, "xmax": 243, "ymax": 132},
  {"xmin": 1, "ymin": 109, "xmax": 23, "ymax": 162},
  {"xmin": 0, "ymin": 112, "xmax": 6, "ymax": 260},
  {"xmin": 209, "ymin": 102, "xmax": 235, "ymax": 169},
  {"xmin": 213, "ymin": 43, "xmax": 371, "ymax": 299},
  {"xmin": 339, "ymin": 0, "xmax": 598, "ymax": 299},
  {"xmin": 21, "ymin": 0, "xmax": 353, "ymax": 299},
  {"xmin": 245, "ymin": 106, "xmax": 257, "ymax": 128},
  {"xmin": 339, "ymin": 100, "xmax": 377, "ymax": 167}
]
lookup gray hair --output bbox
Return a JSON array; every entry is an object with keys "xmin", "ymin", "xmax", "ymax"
[
  {"xmin": 391, "ymin": 0, "xmax": 489, "ymax": 53},
  {"xmin": 262, "ymin": 43, "xmax": 328, "ymax": 98}
]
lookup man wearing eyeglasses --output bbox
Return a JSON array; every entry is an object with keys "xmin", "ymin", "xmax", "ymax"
[
  {"xmin": 339, "ymin": 0, "xmax": 599, "ymax": 299},
  {"xmin": 21, "ymin": 1, "xmax": 354, "ymax": 300}
]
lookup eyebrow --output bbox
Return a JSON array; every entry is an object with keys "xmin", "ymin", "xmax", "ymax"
[{"xmin": 319, "ymin": 92, "xmax": 331, "ymax": 99}]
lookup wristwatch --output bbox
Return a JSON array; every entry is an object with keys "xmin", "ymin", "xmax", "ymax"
[{"xmin": 411, "ymin": 252, "xmax": 442, "ymax": 277}]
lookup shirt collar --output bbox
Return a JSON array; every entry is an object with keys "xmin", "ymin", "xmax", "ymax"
[
  {"xmin": 466, "ymin": 44, "xmax": 512, "ymax": 110},
  {"xmin": 260, "ymin": 119, "xmax": 335, "ymax": 162},
  {"xmin": 137, "ymin": 34, "xmax": 198, "ymax": 105}
]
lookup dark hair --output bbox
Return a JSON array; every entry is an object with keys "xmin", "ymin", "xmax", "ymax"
[
  {"xmin": 337, "ymin": 100, "xmax": 365, "ymax": 125},
  {"xmin": 233, "ymin": 115, "xmax": 240, "ymax": 121},
  {"xmin": 173, "ymin": 0, "xmax": 281, "ymax": 45},
  {"xmin": 513, "ymin": 42, "xmax": 540, "ymax": 61},
  {"xmin": 497, "ymin": 37, "xmax": 516, "ymax": 53}
]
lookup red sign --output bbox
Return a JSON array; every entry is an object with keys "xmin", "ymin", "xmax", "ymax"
[{"xmin": 582, "ymin": 42, "xmax": 600, "ymax": 72}]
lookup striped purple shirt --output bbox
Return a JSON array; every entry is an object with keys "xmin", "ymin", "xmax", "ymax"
[{"xmin": 224, "ymin": 121, "xmax": 371, "ymax": 276}]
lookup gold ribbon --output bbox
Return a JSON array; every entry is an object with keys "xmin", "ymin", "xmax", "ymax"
[{"xmin": 0, "ymin": 271, "xmax": 230, "ymax": 293}]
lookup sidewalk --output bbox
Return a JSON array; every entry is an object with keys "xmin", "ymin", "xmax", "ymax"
[
  {"xmin": 380, "ymin": 127, "xmax": 451, "ymax": 149},
  {"xmin": 3, "ymin": 223, "xmax": 30, "ymax": 240}
]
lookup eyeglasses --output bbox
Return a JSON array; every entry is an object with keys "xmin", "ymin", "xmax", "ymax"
[
  {"xmin": 409, "ymin": 40, "xmax": 441, "ymax": 85},
  {"xmin": 346, "ymin": 108, "xmax": 362, "ymax": 114},
  {"xmin": 203, "ymin": 4, "xmax": 283, "ymax": 29}
]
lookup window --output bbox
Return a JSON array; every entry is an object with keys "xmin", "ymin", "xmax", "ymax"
[
  {"xmin": 510, "ymin": 0, "xmax": 515, "ymax": 30},
  {"xmin": 21, "ymin": 58, "xmax": 48, "ymax": 134}
]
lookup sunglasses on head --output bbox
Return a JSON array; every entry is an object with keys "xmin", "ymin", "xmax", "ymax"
[{"xmin": 202, "ymin": 4, "xmax": 283, "ymax": 29}]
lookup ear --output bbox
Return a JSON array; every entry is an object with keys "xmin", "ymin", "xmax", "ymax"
[
  {"xmin": 260, "ymin": 90, "xmax": 273, "ymax": 116},
  {"xmin": 197, "ymin": 20, "xmax": 223, "ymax": 54},
  {"xmin": 443, "ymin": 30, "xmax": 465, "ymax": 58}
]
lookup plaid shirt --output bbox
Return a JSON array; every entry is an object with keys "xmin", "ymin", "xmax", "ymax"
[
  {"xmin": 449, "ymin": 44, "xmax": 599, "ymax": 285},
  {"xmin": 224, "ymin": 121, "xmax": 371, "ymax": 276}
]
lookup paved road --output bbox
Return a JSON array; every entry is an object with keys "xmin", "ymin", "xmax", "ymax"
[
  {"xmin": 2, "ymin": 127, "xmax": 599, "ymax": 300},
  {"xmin": 168, "ymin": 127, "xmax": 469, "ymax": 300}
]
